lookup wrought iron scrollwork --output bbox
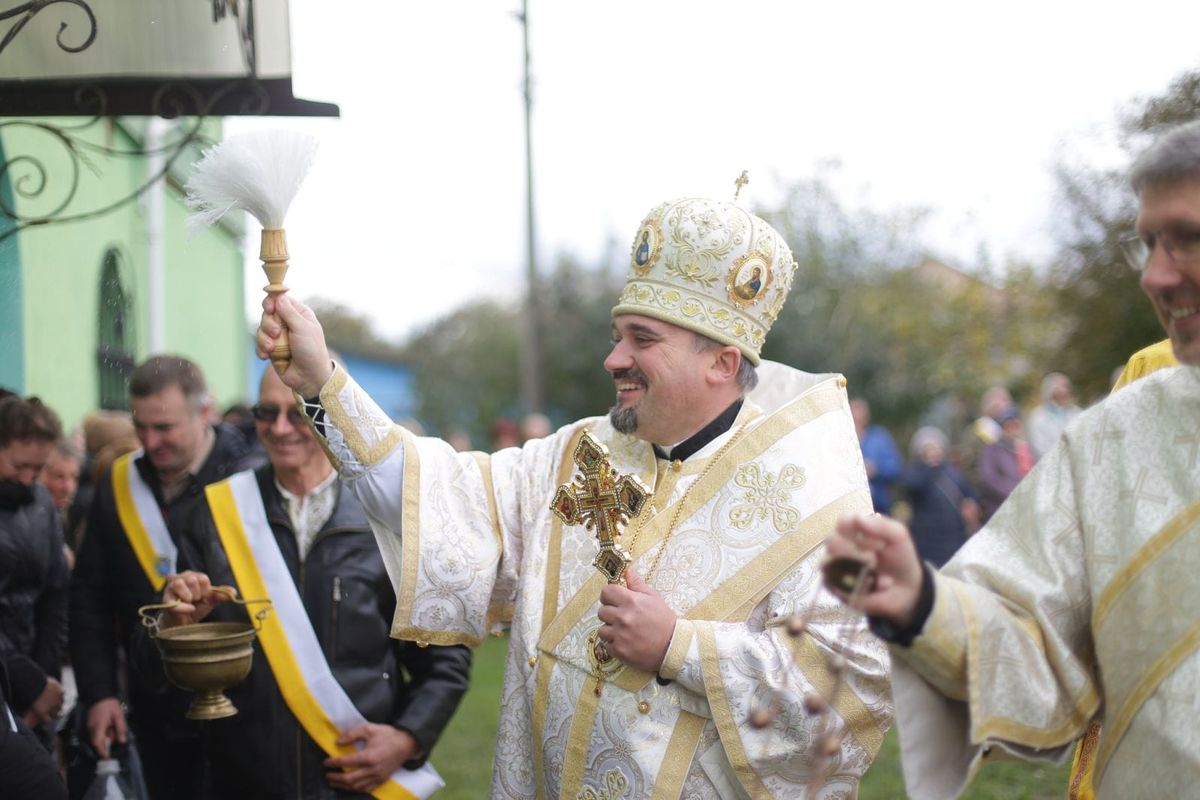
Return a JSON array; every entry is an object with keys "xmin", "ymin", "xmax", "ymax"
[
  {"xmin": 0, "ymin": 0, "xmax": 327, "ymax": 238},
  {"xmin": 0, "ymin": 0, "xmax": 97, "ymax": 57},
  {"xmin": 0, "ymin": 79, "xmax": 269, "ymax": 242}
]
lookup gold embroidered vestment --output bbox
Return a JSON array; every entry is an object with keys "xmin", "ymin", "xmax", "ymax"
[
  {"xmin": 313, "ymin": 363, "xmax": 892, "ymax": 799},
  {"xmin": 890, "ymin": 366, "xmax": 1200, "ymax": 800}
]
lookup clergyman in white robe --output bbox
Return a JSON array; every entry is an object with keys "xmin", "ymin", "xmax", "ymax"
[
  {"xmin": 887, "ymin": 365, "xmax": 1200, "ymax": 799},
  {"xmin": 311, "ymin": 360, "xmax": 892, "ymax": 799}
]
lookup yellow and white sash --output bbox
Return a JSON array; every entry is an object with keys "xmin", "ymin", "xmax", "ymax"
[
  {"xmin": 207, "ymin": 471, "xmax": 443, "ymax": 800},
  {"xmin": 112, "ymin": 451, "xmax": 176, "ymax": 591}
]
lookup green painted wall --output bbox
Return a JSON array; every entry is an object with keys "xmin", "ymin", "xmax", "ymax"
[
  {"xmin": 3, "ymin": 118, "xmax": 246, "ymax": 428},
  {"xmin": 0, "ymin": 135, "xmax": 23, "ymax": 392},
  {"xmin": 162, "ymin": 185, "xmax": 246, "ymax": 409}
]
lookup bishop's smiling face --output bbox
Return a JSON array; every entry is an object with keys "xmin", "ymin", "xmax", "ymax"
[
  {"xmin": 602, "ymin": 314, "xmax": 712, "ymax": 446},
  {"xmin": 1137, "ymin": 178, "xmax": 1200, "ymax": 366}
]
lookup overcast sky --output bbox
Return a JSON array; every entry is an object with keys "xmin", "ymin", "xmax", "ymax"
[{"xmin": 227, "ymin": 1, "xmax": 1200, "ymax": 341}]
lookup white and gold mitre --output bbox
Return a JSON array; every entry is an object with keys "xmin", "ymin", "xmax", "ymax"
[{"xmin": 611, "ymin": 196, "xmax": 797, "ymax": 365}]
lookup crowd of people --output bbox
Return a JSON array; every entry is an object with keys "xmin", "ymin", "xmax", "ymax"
[
  {"xmin": 850, "ymin": 373, "xmax": 1082, "ymax": 569},
  {"xmin": 3, "ymin": 118, "xmax": 1199, "ymax": 800},
  {"xmin": 0, "ymin": 358, "xmax": 470, "ymax": 799}
]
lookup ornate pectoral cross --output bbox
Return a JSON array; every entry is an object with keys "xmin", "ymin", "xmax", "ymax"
[
  {"xmin": 551, "ymin": 431, "xmax": 651, "ymax": 584},
  {"xmin": 551, "ymin": 431, "xmax": 652, "ymax": 686}
]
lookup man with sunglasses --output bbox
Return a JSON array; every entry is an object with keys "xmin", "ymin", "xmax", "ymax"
[
  {"xmin": 825, "ymin": 120, "xmax": 1200, "ymax": 799},
  {"xmin": 141, "ymin": 365, "xmax": 471, "ymax": 799},
  {"xmin": 70, "ymin": 356, "xmax": 256, "ymax": 799}
]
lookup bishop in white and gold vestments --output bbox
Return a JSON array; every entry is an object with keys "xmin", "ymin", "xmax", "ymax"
[{"xmin": 271, "ymin": 194, "xmax": 892, "ymax": 798}]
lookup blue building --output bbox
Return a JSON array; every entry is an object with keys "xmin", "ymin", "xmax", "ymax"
[{"xmin": 247, "ymin": 347, "xmax": 415, "ymax": 423}]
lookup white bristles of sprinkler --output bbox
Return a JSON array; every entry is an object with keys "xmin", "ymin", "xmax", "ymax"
[
  {"xmin": 184, "ymin": 129, "xmax": 318, "ymax": 234},
  {"xmin": 184, "ymin": 129, "xmax": 318, "ymax": 373}
]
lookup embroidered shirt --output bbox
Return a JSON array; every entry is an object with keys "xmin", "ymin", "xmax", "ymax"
[{"xmin": 275, "ymin": 468, "xmax": 338, "ymax": 559}]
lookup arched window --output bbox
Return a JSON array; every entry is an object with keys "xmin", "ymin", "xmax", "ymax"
[{"xmin": 97, "ymin": 248, "xmax": 135, "ymax": 409}]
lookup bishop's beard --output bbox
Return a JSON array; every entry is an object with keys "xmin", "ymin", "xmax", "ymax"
[
  {"xmin": 609, "ymin": 404, "xmax": 637, "ymax": 434},
  {"xmin": 608, "ymin": 368, "xmax": 645, "ymax": 434}
]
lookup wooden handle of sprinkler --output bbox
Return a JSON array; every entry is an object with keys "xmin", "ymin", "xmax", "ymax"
[{"xmin": 260, "ymin": 228, "xmax": 291, "ymax": 375}]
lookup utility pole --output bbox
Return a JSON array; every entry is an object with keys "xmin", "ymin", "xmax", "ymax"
[{"xmin": 517, "ymin": 0, "xmax": 544, "ymax": 414}]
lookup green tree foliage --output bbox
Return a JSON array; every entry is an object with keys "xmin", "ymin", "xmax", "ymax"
[
  {"xmin": 401, "ymin": 255, "xmax": 624, "ymax": 442},
  {"xmin": 997, "ymin": 262, "xmax": 1064, "ymax": 403},
  {"xmin": 401, "ymin": 299, "xmax": 521, "ymax": 441},
  {"xmin": 536, "ymin": 254, "xmax": 626, "ymax": 425},
  {"xmin": 1050, "ymin": 69, "xmax": 1200, "ymax": 400},
  {"xmin": 758, "ymin": 174, "xmax": 1048, "ymax": 436},
  {"xmin": 306, "ymin": 298, "xmax": 406, "ymax": 362},
  {"xmin": 1126, "ymin": 71, "xmax": 1200, "ymax": 133},
  {"xmin": 760, "ymin": 174, "xmax": 925, "ymax": 425}
]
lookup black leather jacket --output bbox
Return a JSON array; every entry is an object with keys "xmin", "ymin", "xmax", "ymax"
[
  {"xmin": 147, "ymin": 466, "xmax": 472, "ymax": 800},
  {"xmin": 0, "ymin": 654, "xmax": 69, "ymax": 800},
  {"xmin": 0, "ymin": 482, "xmax": 68, "ymax": 712}
]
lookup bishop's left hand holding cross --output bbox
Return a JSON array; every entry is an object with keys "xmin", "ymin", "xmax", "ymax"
[
  {"xmin": 551, "ymin": 431, "xmax": 651, "ymax": 585},
  {"xmin": 552, "ymin": 431, "xmax": 678, "ymax": 686}
]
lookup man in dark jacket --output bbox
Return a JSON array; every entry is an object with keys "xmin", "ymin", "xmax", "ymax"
[
  {"xmin": 0, "ymin": 397, "xmax": 69, "ymax": 750},
  {"xmin": 69, "ymin": 356, "xmax": 255, "ymax": 799},
  {"xmin": 150, "ymin": 365, "xmax": 471, "ymax": 799}
]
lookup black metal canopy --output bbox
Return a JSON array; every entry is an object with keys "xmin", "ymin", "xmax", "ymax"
[
  {"xmin": 0, "ymin": 76, "xmax": 338, "ymax": 118},
  {"xmin": 0, "ymin": 0, "xmax": 339, "ymax": 118},
  {"xmin": 0, "ymin": 0, "xmax": 337, "ymax": 240}
]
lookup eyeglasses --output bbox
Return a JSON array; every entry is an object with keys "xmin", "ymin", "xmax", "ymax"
[
  {"xmin": 250, "ymin": 404, "xmax": 307, "ymax": 427},
  {"xmin": 1118, "ymin": 228, "xmax": 1200, "ymax": 272}
]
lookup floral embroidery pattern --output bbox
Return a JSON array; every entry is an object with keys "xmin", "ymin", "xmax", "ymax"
[
  {"xmin": 729, "ymin": 462, "xmax": 805, "ymax": 531},
  {"xmin": 661, "ymin": 202, "xmax": 742, "ymax": 288},
  {"xmin": 577, "ymin": 768, "xmax": 628, "ymax": 800}
]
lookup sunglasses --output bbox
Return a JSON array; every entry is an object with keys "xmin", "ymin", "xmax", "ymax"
[{"xmin": 250, "ymin": 404, "xmax": 307, "ymax": 427}]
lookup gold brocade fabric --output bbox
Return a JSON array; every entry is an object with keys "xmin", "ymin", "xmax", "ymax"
[
  {"xmin": 891, "ymin": 365, "xmax": 1200, "ymax": 800},
  {"xmin": 1069, "ymin": 341, "xmax": 1177, "ymax": 800},
  {"xmin": 1067, "ymin": 721, "xmax": 1102, "ymax": 800},
  {"xmin": 317, "ymin": 363, "xmax": 892, "ymax": 799},
  {"xmin": 1112, "ymin": 339, "xmax": 1177, "ymax": 392}
]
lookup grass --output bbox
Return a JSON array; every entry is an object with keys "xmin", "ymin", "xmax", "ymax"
[
  {"xmin": 430, "ymin": 633, "xmax": 508, "ymax": 799},
  {"xmin": 431, "ymin": 634, "xmax": 1072, "ymax": 798},
  {"xmin": 861, "ymin": 729, "xmax": 1071, "ymax": 799}
]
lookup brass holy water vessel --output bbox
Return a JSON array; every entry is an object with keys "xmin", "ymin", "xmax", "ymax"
[{"xmin": 139, "ymin": 587, "xmax": 271, "ymax": 720}]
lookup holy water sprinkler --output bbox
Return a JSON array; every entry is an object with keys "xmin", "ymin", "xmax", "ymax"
[{"xmin": 185, "ymin": 130, "xmax": 318, "ymax": 373}]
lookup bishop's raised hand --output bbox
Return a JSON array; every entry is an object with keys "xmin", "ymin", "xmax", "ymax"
[{"xmin": 257, "ymin": 294, "xmax": 334, "ymax": 398}]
